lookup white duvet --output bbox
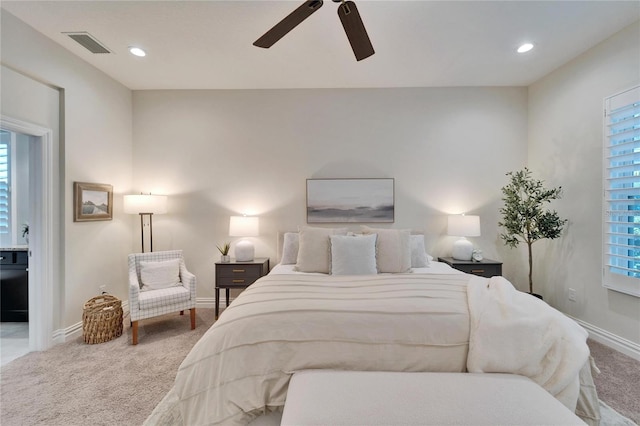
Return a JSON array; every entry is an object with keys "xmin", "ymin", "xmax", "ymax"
[{"xmin": 145, "ymin": 271, "xmax": 590, "ymax": 426}]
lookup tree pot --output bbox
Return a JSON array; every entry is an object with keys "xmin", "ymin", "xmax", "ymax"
[{"xmin": 528, "ymin": 292, "xmax": 543, "ymax": 300}]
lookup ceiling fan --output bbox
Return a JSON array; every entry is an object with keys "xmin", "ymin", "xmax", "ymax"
[{"xmin": 253, "ymin": 0, "xmax": 375, "ymax": 61}]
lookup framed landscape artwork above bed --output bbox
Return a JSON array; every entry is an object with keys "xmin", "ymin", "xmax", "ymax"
[{"xmin": 306, "ymin": 178, "xmax": 394, "ymax": 223}]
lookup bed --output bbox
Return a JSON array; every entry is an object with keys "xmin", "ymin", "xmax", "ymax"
[{"xmin": 145, "ymin": 228, "xmax": 600, "ymax": 425}]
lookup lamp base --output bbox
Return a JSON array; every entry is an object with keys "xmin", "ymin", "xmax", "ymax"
[
  {"xmin": 452, "ymin": 237, "xmax": 473, "ymax": 261},
  {"xmin": 234, "ymin": 240, "xmax": 255, "ymax": 262}
]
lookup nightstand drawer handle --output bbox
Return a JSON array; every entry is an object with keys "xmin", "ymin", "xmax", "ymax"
[
  {"xmin": 232, "ymin": 279, "xmax": 245, "ymax": 283},
  {"xmin": 471, "ymin": 269, "xmax": 485, "ymax": 274},
  {"xmin": 232, "ymin": 269, "xmax": 245, "ymax": 273}
]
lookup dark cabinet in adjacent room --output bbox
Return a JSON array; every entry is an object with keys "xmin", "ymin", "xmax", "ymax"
[{"xmin": 1, "ymin": 250, "xmax": 29, "ymax": 322}]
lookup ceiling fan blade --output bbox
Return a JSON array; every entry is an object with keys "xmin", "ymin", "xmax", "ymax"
[
  {"xmin": 254, "ymin": 0, "xmax": 324, "ymax": 48},
  {"xmin": 337, "ymin": 1, "xmax": 374, "ymax": 61}
]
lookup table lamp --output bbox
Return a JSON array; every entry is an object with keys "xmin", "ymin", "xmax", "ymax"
[
  {"xmin": 124, "ymin": 194, "xmax": 167, "ymax": 252},
  {"xmin": 229, "ymin": 215, "xmax": 259, "ymax": 261},
  {"xmin": 447, "ymin": 214, "xmax": 480, "ymax": 261}
]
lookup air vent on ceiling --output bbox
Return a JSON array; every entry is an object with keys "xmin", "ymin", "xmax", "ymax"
[{"xmin": 63, "ymin": 32, "xmax": 111, "ymax": 54}]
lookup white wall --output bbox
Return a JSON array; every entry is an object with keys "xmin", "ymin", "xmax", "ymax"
[
  {"xmin": 1, "ymin": 11, "xmax": 134, "ymax": 330},
  {"xmin": 133, "ymin": 87, "xmax": 528, "ymax": 299},
  {"xmin": 528, "ymin": 21, "xmax": 640, "ymax": 346}
]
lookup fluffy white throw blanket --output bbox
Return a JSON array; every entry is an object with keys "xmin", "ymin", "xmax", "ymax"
[{"xmin": 466, "ymin": 275, "xmax": 589, "ymax": 410}]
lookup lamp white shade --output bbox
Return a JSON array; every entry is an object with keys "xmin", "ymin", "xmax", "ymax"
[
  {"xmin": 447, "ymin": 215, "xmax": 480, "ymax": 237},
  {"xmin": 124, "ymin": 194, "xmax": 168, "ymax": 214},
  {"xmin": 124, "ymin": 194, "xmax": 168, "ymax": 253},
  {"xmin": 229, "ymin": 216, "xmax": 259, "ymax": 237},
  {"xmin": 229, "ymin": 216, "xmax": 259, "ymax": 261},
  {"xmin": 447, "ymin": 215, "xmax": 481, "ymax": 261}
]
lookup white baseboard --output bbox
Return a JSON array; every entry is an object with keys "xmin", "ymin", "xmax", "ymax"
[
  {"xmin": 568, "ymin": 315, "xmax": 640, "ymax": 361},
  {"xmin": 52, "ymin": 322, "xmax": 82, "ymax": 344},
  {"xmin": 196, "ymin": 297, "xmax": 216, "ymax": 309}
]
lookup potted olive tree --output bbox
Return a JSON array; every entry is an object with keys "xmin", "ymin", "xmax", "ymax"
[{"xmin": 498, "ymin": 168, "xmax": 567, "ymax": 298}]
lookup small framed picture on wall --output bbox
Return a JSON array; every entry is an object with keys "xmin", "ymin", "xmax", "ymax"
[{"xmin": 73, "ymin": 182, "xmax": 113, "ymax": 222}]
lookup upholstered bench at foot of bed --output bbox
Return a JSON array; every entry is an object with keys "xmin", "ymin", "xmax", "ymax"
[{"xmin": 281, "ymin": 371, "xmax": 586, "ymax": 426}]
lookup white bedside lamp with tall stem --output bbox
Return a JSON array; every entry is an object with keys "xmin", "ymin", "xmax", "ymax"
[
  {"xmin": 124, "ymin": 194, "xmax": 168, "ymax": 253},
  {"xmin": 229, "ymin": 215, "xmax": 259, "ymax": 262},
  {"xmin": 447, "ymin": 214, "xmax": 480, "ymax": 261}
]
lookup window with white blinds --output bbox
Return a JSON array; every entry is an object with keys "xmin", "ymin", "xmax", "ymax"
[
  {"xmin": 0, "ymin": 130, "xmax": 10, "ymax": 236},
  {"xmin": 603, "ymin": 85, "xmax": 640, "ymax": 297}
]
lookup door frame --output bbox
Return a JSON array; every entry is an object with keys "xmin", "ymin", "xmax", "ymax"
[{"xmin": 1, "ymin": 115, "xmax": 54, "ymax": 351}]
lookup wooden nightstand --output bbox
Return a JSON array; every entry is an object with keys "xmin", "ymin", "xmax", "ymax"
[
  {"xmin": 437, "ymin": 257, "xmax": 502, "ymax": 278},
  {"xmin": 215, "ymin": 257, "xmax": 269, "ymax": 319}
]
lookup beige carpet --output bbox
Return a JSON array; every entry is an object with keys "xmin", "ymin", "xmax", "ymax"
[
  {"xmin": 1, "ymin": 309, "xmax": 216, "ymax": 426},
  {"xmin": 1, "ymin": 308, "xmax": 638, "ymax": 425},
  {"xmin": 588, "ymin": 339, "xmax": 640, "ymax": 424}
]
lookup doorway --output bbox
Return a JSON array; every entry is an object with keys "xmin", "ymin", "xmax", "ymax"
[
  {"xmin": 0, "ymin": 129, "xmax": 30, "ymax": 364},
  {"xmin": 1, "ymin": 116, "xmax": 55, "ymax": 354}
]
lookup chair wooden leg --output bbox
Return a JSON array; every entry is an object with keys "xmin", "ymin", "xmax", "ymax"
[
  {"xmin": 132, "ymin": 320, "xmax": 138, "ymax": 345},
  {"xmin": 190, "ymin": 308, "xmax": 196, "ymax": 330}
]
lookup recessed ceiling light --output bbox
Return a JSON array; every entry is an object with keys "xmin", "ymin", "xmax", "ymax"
[
  {"xmin": 517, "ymin": 43, "xmax": 534, "ymax": 54},
  {"xmin": 128, "ymin": 46, "xmax": 146, "ymax": 57}
]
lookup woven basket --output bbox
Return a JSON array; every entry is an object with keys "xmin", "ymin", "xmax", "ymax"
[{"xmin": 82, "ymin": 295, "xmax": 123, "ymax": 344}]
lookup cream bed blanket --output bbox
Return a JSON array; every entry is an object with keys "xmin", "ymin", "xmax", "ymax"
[{"xmin": 145, "ymin": 273, "xmax": 591, "ymax": 426}]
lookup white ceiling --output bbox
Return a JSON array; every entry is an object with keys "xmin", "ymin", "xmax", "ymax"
[{"xmin": 2, "ymin": 0, "xmax": 639, "ymax": 90}]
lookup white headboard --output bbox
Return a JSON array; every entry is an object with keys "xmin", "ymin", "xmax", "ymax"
[{"xmin": 276, "ymin": 231, "xmax": 297, "ymax": 265}]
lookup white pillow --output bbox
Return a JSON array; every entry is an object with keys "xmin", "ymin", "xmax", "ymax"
[
  {"xmin": 361, "ymin": 226, "xmax": 411, "ymax": 273},
  {"xmin": 295, "ymin": 226, "xmax": 348, "ymax": 273},
  {"xmin": 281, "ymin": 232, "xmax": 299, "ymax": 265},
  {"xmin": 139, "ymin": 258, "xmax": 181, "ymax": 291},
  {"xmin": 410, "ymin": 235, "xmax": 429, "ymax": 268},
  {"xmin": 330, "ymin": 234, "xmax": 378, "ymax": 275}
]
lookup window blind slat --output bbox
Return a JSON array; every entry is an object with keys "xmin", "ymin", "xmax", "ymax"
[
  {"xmin": 604, "ymin": 85, "xmax": 640, "ymax": 296},
  {"xmin": 0, "ymin": 137, "xmax": 9, "ymax": 235}
]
